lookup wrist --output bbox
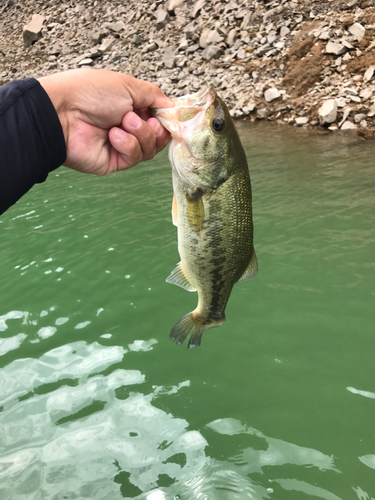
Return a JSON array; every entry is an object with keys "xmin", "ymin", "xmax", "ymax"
[{"xmin": 37, "ymin": 75, "xmax": 70, "ymax": 149}]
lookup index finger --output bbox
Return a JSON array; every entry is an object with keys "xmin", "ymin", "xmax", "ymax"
[{"xmin": 121, "ymin": 75, "xmax": 174, "ymax": 110}]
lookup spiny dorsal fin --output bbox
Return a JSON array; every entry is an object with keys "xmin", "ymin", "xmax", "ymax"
[
  {"xmin": 237, "ymin": 248, "xmax": 258, "ymax": 283},
  {"xmin": 166, "ymin": 262, "xmax": 196, "ymax": 291},
  {"xmin": 172, "ymin": 193, "xmax": 178, "ymax": 227}
]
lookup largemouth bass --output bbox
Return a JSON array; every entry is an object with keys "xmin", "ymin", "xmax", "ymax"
[{"xmin": 153, "ymin": 85, "xmax": 258, "ymax": 348}]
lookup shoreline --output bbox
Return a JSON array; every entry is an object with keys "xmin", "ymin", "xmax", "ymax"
[{"xmin": 1, "ymin": 0, "xmax": 375, "ymax": 138}]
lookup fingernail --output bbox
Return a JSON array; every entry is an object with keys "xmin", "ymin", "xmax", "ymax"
[
  {"xmin": 153, "ymin": 120, "xmax": 163, "ymax": 135},
  {"xmin": 113, "ymin": 128, "xmax": 126, "ymax": 141},
  {"xmin": 127, "ymin": 112, "xmax": 142, "ymax": 129}
]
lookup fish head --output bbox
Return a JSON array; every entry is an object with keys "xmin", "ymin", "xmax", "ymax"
[{"xmin": 152, "ymin": 85, "xmax": 243, "ymax": 190}]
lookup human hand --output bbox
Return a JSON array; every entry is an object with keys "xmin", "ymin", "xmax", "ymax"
[{"xmin": 37, "ymin": 68, "xmax": 173, "ymax": 176}]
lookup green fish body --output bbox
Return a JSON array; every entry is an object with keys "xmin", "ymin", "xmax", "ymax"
[{"xmin": 153, "ymin": 85, "xmax": 257, "ymax": 348}]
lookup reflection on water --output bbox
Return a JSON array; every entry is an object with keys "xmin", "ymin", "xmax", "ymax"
[
  {"xmin": 0, "ymin": 325, "xmax": 342, "ymax": 500},
  {"xmin": 1, "ymin": 123, "xmax": 375, "ymax": 499}
]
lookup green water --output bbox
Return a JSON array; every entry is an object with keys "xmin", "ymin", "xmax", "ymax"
[{"xmin": 0, "ymin": 123, "xmax": 374, "ymax": 500}]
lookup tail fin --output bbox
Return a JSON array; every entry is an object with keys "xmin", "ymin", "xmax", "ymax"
[{"xmin": 169, "ymin": 311, "xmax": 225, "ymax": 349}]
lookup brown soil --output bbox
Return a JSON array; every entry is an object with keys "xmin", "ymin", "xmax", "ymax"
[
  {"xmin": 283, "ymin": 40, "xmax": 325, "ymax": 97},
  {"xmin": 346, "ymin": 52, "xmax": 375, "ymax": 73},
  {"xmin": 357, "ymin": 126, "xmax": 375, "ymax": 138}
]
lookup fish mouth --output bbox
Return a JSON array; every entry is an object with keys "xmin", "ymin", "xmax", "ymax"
[
  {"xmin": 171, "ymin": 84, "xmax": 215, "ymax": 108},
  {"xmin": 151, "ymin": 85, "xmax": 216, "ymax": 136}
]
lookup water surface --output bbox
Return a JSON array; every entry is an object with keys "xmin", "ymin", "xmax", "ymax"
[{"xmin": 0, "ymin": 123, "xmax": 374, "ymax": 499}]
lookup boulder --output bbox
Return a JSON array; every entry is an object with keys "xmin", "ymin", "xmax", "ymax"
[
  {"xmin": 201, "ymin": 45, "xmax": 222, "ymax": 61},
  {"xmin": 367, "ymin": 103, "xmax": 375, "ymax": 117},
  {"xmin": 280, "ymin": 26, "xmax": 290, "ymax": 37},
  {"xmin": 23, "ymin": 14, "xmax": 46, "ymax": 48},
  {"xmin": 166, "ymin": 0, "xmax": 185, "ymax": 13},
  {"xmin": 104, "ymin": 21, "xmax": 126, "ymax": 32},
  {"xmin": 264, "ymin": 87, "xmax": 281, "ymax": 102},
  {"xmin": 318, "ymin": 99, "xmax": 338, "ymax": 125},
  {"xmin": 163, "ymin": 46, "xmax": 176, "ymax": 68},
  {"xmin": 341, "ymin": 120, "xmax": 357, "ymax": 130},
  {"xmin": 325, "ymin": 41, "xmax": 347, "ymax": 56},
  {"xmin": 295, "ymin": 117, "xmax": 309, "ymax": 126},
  {"xmin": 199, "ymin": 28, "xmax": 223, "ymax": 48},
  {"xmin": 348, "ymin": 23, "xmax": 365, "ymax": 41},
  {"xmin": 225, "ymin": 29, "xmax": 238, "ymax": 46},
  {"xmin": 191, "ymin": 0, "xmax": 205, "ymax": 18},
  {"xmin": 156, "ymin": 7, "xmax": 170, "ymax": 30},
  {"xmin": 78, "ymin": 58, "xmax": 94, "ymax": 66},
  {"xmin": 99, "ymin": 37, "xmax": 115, "ymax": 54},
  {"xmin": 363, "ymin": 66, "xmax": 374, "ymax": 83}
]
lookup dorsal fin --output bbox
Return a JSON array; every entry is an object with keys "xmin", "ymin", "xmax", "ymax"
[
  {"xmin": 166, "ymin": 262, "xmax": 196, "ymax": 291},
  {"xmin": 237, "ymin": 248, "xmax": 258, "ymax": 283}
]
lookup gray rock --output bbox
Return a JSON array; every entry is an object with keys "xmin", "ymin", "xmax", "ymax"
[
  {"xmin": 360, "ymin": 119, "xmax": 367, "ymax": 128},
  {"xmin": 184, "ymin": 22, "xmax": 198, "ymax": 39},
  {"xmin": 295, "ymin": 117, "xmax": 309, "ymax": 125},
  {"xmin": 225, "ymin": 29, "xmax": 238, "ymax": 46},
  {"xmin": 199, "ymin": 29, "xmax": 223, "ymax": 49},
  {"xmin": 178, "ymin": 38, "xmax": 189, "ymax": 50},
  {"xmin": 319, "ymin": 30, "xmax": 330, "ymax": 40},
  {"xmin": 156, "ymin": 7, "xmax": 170, "ymax": 31},
  {"xmin": 318, "ymin": 99, "xmax": 338, "ymax": 125},
  {"xmin": 354, "ymin": 113, "xmax": 366, "ymax": 123},
  {"xmin": 264, "ymin": 87, "xmax": 281, "ymax": 102},
  {"xmin": 367, "ymin": 103, "xmax": 375, "ymax": 117},
  {"xmin": 202, "ymin": 45, "xmax": 222, "ymax": 61},
  {"xmin": 280, "ymin": 26, "xmax": 290, "ymax": 38},
  {"xmin": 344, "ymin": 87, "xmax": 358, "ymax": 95},
  {"xmin": 364, "ymin": 66, "xmax": 374, "ymax": 83},
  {"xmin": 186, "ymin": 43, "xmax": 199, "ymax": 54},
  {"xmin": 341, "ymin": 120, "xmax": 357, "ymax": 130},
  {"xmin": 78, "ymin": 58, "xmax": 94, "ymax": 66},
  {"xmin": 132, "ymin": 34, "xmax": 143, "ymax": 45},
  {"xmin": 141, "ymin": 42, "xmax": 158, "ymax": 54},
  {"xmin": 23, "ymin": 14, "xmax": 46, "ymax": 48},
  {"xmin": 338, "ymin": 107, "xmax": 351, "ymax": 128},
  {"xmin": 191, "ymin": 0, "xmax": 205, "ymax": 18},
  {"xmin": 104, "ymin": 21, "xmax": 126, "ymax": 32},
  {"xmin": 167, "ymin": 0, "xmax": 185, "ymax": 13},
  {"xmin": 360, "ymin": 88, "xmax": 372, "ymax": 100},
  {"xmin": 92, "ymin": 29, "xmax": 107, "ymax": 45},
  {"xmin": 236, "ymin": 48, "xmax": 246, "ymax": 59},
  {"xmin": 254, "ymin": 44, "xmax": 272, "ymax": 57},
  {"xmin": 325, "ymin": 41, "xmax": 347, "ymax": 56},
  {"xmin": 267, "ymin": 32, "xmax": 277, "ymax": 44},
  {"xmin": 163, "ymin": 46, "xmax": 176, "ymax": 68},
  {"xmin": 99, "ymin": 37, "xmax": 115, "ymax": 54},
  {"xmin": 257, "ymin": 108, "xmax": 269, "ymax": 119},
  {"xmin": 348, "ymin": 23, "xmax": 365, "ymax": 42}
]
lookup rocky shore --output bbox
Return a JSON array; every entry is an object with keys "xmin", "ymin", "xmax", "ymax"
[{"xmin": 1, "ymin": 0, "xmax": 375, "ymax": 136}]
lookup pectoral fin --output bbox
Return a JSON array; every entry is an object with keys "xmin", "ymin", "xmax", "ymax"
[
  {"xmin": 166, "ymin": 262, "xmax": 196, "ymax": 291},
  {"xmin": 237, "ymin": 248, "xmax": 258, "ymax": 283},
  {"xmin": 186, "ymin": 191, "xmax": 204, "ymax": 232},
  {"xmin": 172, "ymin": 193, "xmax": 178, "ymax": 227}
]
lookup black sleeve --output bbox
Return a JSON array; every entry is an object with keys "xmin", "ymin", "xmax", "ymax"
[{"xmin": 0, "ymin": 78, "xmax": 66, "ymax": 215}]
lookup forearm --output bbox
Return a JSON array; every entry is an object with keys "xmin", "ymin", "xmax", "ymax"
[{"xmin": 0, "ymin": 78, "xmax": 66, "ymax": 215}]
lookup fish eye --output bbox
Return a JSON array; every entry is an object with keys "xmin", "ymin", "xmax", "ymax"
[{"xmin": 212, "ymin": 118, "xmax": 225, "ymax": 132}]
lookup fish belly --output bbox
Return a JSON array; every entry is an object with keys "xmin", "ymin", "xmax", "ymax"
[{"xmin": 175, "ymin": 165, "xmax": 253, "ymax": 323}]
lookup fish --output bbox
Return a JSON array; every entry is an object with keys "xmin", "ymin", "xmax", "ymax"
[{"xmin": 152, "ymin": 85, "xmax": 258, "ymax": 348}]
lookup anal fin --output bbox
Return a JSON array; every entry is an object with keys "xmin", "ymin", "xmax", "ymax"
[
  {"xmin": 237, "ymin": 247, "xmax": 258, "ymax": 283},
  {"xmin": 166, "ymin": 262, "xmax": 196, "ymax": 291}
]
